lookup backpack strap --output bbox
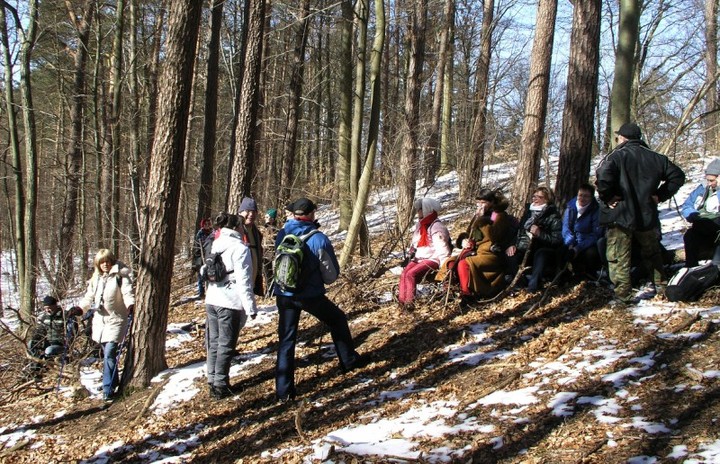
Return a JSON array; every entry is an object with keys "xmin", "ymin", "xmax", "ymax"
[{"xmin": 299, "ymin": 229, "xmax": 320, "ymax": 243}]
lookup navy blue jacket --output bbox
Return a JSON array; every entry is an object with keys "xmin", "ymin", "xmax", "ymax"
[
  {"xmin": 273, "ymin": 219, "xmax": 340, "ymax": 299},
  {"xmin": 562, "ymin": 197, "xmax": 603, "ymax": 253}
]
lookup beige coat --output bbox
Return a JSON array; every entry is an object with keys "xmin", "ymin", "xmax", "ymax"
[{"xmin": 80, "ymin": 262, "xmax": 135, "ymax": 344}]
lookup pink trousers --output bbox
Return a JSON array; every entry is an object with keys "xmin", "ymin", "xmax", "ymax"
[{"xmin": 398, "ymin": 259, "xmax": 439, "ymax": 304}]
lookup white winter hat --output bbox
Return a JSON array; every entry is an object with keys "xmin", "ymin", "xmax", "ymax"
[{"xmin": 413, "ymin": 197, "xmax": 441, "ymax": 217}]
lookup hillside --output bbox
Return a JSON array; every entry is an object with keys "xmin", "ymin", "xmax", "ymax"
[
  {"xmin": 2, "ymin": 170, "xmax": 720, "ymax": 463},
  {"xmin": 2, "ymin": 241, "xmax": 720, "ymax": 463}
]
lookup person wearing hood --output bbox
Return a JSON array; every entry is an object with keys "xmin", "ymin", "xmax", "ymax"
[
  {"xmin": 398, "ymin": 197, "xmax": 451, "ymax": 310},
  {"xmin": 273, "ymin": 197, "xmax": 369, "ymax": 403},
  {"xmin": 203, "ymin": 213, "xmax": 258, "ymax": 400},
  {"xmin": 506, "ymin": 186, "xmax": 563, "ymax": 292},
  {"xmin": 561, "ymin": 183, "xmax": 604, "ymax": 277},
  {"xmin": 78, "ymin": 249, "xmax": 134, "ymax": 403},
  {"xmin": 596, "ymin": 122, "xmax": 685, "ymax": 304},
  {"xmin": 681, "ymin": 158, "xmax": 720, "ymax": 267}
]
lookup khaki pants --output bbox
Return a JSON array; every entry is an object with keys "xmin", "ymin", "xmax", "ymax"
[{"xmin": 606, "ymin": 226, "xmax": 665, "ymax": 300}]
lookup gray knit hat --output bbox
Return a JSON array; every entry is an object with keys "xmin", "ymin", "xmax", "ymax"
[{"xmin": 706, "ymin": 158, "xmax": 720, "ymax": 176}]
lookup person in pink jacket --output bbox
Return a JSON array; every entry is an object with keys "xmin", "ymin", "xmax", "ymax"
[{"xmin": 398, "ymin": 197, "xmax": 451, "ymax": 311}]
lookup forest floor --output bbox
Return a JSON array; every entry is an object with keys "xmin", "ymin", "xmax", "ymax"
[{"xmin": 1, "ymin": 247, "xmax": 720, "ymax": 463}]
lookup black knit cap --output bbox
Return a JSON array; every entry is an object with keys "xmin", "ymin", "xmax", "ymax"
[
  {"xmin": 615, "ymin": 122, "xmax": 642, "ymax": 140},
  {"xmin": 43, "ymin": 295, "xmax": 58, "ymax": 306},
  {"xmin": 287, "ymin": 197, "xmax": 317, "ymax": 216}
]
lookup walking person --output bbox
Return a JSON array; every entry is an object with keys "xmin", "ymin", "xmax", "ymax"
[
  {"xmin": 596, "ymin": 122, "xmax": 685, "ymax": 304},
  {"xmin": 78, "ymin": 249, "xmax": 134, "ymax": 403},
  {"xmin": 273, "ymin": 197, "xmax": 369, "ymax": 402},
  {"xmin": 204, "ymin": 213, "xmax": 258, "ymax": 400}
]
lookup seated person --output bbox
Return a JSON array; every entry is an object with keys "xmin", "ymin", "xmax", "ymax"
[
  {"xmin": 398, "ymin": 197, "xmax": 451, "ymax": 310},
  {"xmin": 506, "ymin": 186, "xmax": 563, "ymax": 292},
  {"xmin": 681, "ymin": 158, "xmax": 720, "ymax": 267},
  {"xmin": 456, "ymin": 189, "xmax": 514, "ymax": 298},
  {"xmin": 562, "ymin": 183, "xmax": 603, "ymax": 277},
  {"xmin": 27, "ymin": 296, "xmax": 81, "ymax": 373}
]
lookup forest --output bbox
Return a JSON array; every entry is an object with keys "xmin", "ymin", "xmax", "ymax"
[{"xmin": 0, "ymin": 0, "xmax": 717, "ymax": 391}]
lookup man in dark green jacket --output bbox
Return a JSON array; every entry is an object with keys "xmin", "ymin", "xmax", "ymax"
[{"xmin": 596, "ymin": 122, "xmax": 685, "ymax": 304}]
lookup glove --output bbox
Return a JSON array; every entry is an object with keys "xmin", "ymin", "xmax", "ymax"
[
  {"xmin": 127, "ymin": 304, "xmax": 134, "ymax": 317},
  {"xmin": 250, "ymin": 313, "xmax": 257, "ymax": 320},
  {"xmin": 687, "ymin": 212, "xmax": 700, "ymax": 223},
  {"xmin": 68, "ymin": 306, "xmax": 83, "ymax": 317}
]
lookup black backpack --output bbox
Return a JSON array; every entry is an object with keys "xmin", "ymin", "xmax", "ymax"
[
  {"xmin": 202, "ymin": 237, "xmax": 234, "ymax": 283},
  {"xmin": 665, "ymin": 263, "xmax": 719, "ymax": 302}
]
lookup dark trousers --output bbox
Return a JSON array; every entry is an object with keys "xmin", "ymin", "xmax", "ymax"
[
  {"xmin": 684, "ymin": 218, "xmax": 720, "ymax": 267},
  {"xmin": 275, "ymin": 294, "xmax": 360, "ymax": 400},
  {"xmin": 526, "ymin": 247, "xmax": 560, "ymax": 291}
]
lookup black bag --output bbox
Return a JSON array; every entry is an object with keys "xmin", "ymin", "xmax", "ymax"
[
  {"xmin": 665, "ymin": 263, "xmax": 719, "ymax": 302},
  {"xmin": 204, "ymin": 249, "xmax": 233, "ymax": 283}
]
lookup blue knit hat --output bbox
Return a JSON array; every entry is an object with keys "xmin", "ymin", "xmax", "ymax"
[{"xmin": 239, "ymin": 197, "xmax": 258, "ymax": 212}]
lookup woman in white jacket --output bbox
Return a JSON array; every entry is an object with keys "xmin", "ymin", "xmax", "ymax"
[
  {"xmin": 204, "ymin": 213, "xmax": 259, "ymax": 400},
  {"xmin": 398, "ymin": 198, "xmax": 451, "ymax": 310},
  {"xmin": 79, "ymin": 249, "xmax": 134, "ymax": 402}
]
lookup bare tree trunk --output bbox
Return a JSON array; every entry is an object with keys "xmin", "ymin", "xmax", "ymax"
[
  {"xmin": 396, "ymin": 0, "xmax": 427, "ymax": 232},
  {"xmin": 337, "ymin": 0, "xmax": 353, "ymax": 230},
  {"xmin": 555, "ymin": 0, "xmax": 601, "ymax": 208},
  {"xmin": 110, "ymin": 0, "xmax": 125, "ymax": 255},
  {"xmin": 462, "ymin": 0, "xmax": 494, "ymax": 200},
  {"xmin": 129, "ymin": 0, "xmax": 203, "ymax": 388},
  {"xmin": 609, "ymin": 0, "xmax": 640, "ymax": 144},
  {"xmin": 340, "ymin": 0, "xmax": 385, "ymax": 269},
  {"xmin": 56, "ymin": 0, "xmax": 95, "ymax": 298},
  {"xmin": 439, "ymin": 6, "xmax": 454, "ymax": 177},
  {"xmin": 0, "ymin": 4, "xmax": 25, "ymax": 317},
  {"xmin": 17, "ymin": 0, "xmax": 40, "ymax": 326},
  {"xmin": 128, "ymin": 0, "xmax": 141, "ymax": 266},
  {"xmin": 228, "ymin": 0, "xmax": 266, "ymax": 211},
  {"xmin": 195, "ymin": 0, "xmax": 223, "ymax": 229},
  {"xmin": 510, "ymin": 0, "xmax": 557, "ymax": 217},
  {"xmin": 705, "ymin": 0, "xmax": 719, "ymax": 156},
  {"xmin": 424, "ymin": 0, "xmax": 453, "ymax": 187},
  {"xmin": 279, "ymin": 0, "xmax": 311, "ymax": 202},
  {"xmin": 350, "ymin": 0, "xmax": 369, "ymax": 202}
]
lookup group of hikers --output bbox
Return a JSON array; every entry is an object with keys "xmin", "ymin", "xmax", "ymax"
[
  {"xmin": 399, "ymin": 123, "xmax": 719, "ymax": 309},
  {"xmin": 25, "ymin": 122, "xmax": 720, "ymax": 404}
]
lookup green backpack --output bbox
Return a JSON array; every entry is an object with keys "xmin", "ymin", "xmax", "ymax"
[{"xmin": 273, "ymin": 230, "xmax": 319, "ymax": 292}]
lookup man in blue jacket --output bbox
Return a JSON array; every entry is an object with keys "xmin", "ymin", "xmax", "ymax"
[
  {"xmin": 273, "ymin": 197, "xmax": 370, "ymax": 402},
  {"xmin": 562, "ymin": 183, "xmax": 603, "ymax": 277},
  {"xmin": 681, "ymin": 158, "xmax": 720, "ymax": 267}
]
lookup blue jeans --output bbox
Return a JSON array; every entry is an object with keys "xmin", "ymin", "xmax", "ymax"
[
  {"xmin": 102, "ymin": 342, "xmax": 119, "ymax": 397},
  {"xmin": 275, "ymin": 295, "xmax": 361, "ymax": 400},
  {"xmin": 206, "ymin": 305, "xmax": 246, "ymax": 388}
]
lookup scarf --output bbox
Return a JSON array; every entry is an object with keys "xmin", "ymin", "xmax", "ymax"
[
  {"xmin": 417, "ymin": 210, "xmax": 438, "ymax": 248},
  {"xmin": 576, "ymin": 200, "xmax": 589, "ymax": 218}
]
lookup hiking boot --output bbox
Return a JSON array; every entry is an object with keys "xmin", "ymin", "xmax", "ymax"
[
  {"xmin": 341, "ymin": 353, "xmax": 372, "ymax": 373},
  {"xmin": 211, "ymin": 385, "xmax": 239, "ymax": 400},
  {"xmin": 634, "ymin": 282, "xmax": 657, "ymax": 300}
]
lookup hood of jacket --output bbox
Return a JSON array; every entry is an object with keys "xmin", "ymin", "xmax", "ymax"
[
  {"xmin": 282, "ymin": 219, "xmax": 318, "ymax": 237},
  {"xmin": 212, "ymin": 227, "xmax": 244, "ymax": 254}
]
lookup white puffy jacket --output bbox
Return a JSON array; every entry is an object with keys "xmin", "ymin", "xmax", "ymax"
[{"xmin": 204, "ymin": 227, "xmax": 258, "ymax": 316}]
